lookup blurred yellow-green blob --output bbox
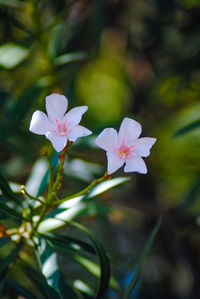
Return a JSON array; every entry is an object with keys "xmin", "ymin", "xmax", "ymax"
[{"xmin": 77, "ymin": 30, "xmax": 131, "ymax": 124}]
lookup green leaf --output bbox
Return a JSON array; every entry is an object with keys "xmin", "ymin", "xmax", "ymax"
[
  {"xmin": 88, "ymin": 177, "xmax": 130, "ymax": 198},
  {"xmin": 6, "ymin": 278, "xmax": 37, "ymax": 299},
  {"xmin": 37, "ymin": 237, "xmax": 60, "ymax": 293},
  {"xmin": 73, "ymin": 280, "xmax": 95, "ymax": 297},
  {"xmin": 39, "ymin": 232, "xmax": 96, "ymax": 255},
  {"xmin": 55, "ymin": 52, "xmax": 87, "ymax": 66},
  {"xmin": 0, "ymin": 43, "xmax": 29, "ymax": 69},
  {"xmin": 0, "ymin": 240, "xmax": 23, "ymax": 274},
  {"xmin": 19, "ymin": 260, "xmax": 50, "ymax": 298},
  {"xmin": 59, "ymin": 271, "xmax": 80, "ymax": 299},
  {"xmin": 36, "ymin": 237, "xmax": 80, "ymax": 299},
  {"xmin": 69, "ymin": 221, "xmax": 111, "ymax": 299},
  {"xmin": 45, "ymin": 221, "xmax": 115, "ymax": 298},
  {"xmin": 124, "ymin": 218, "xmax": 162, "ymax": 299},
  {"xmin": 38, "ymin": 177, "xmax": 129, "ymax": 232},
  {"xmin": 0, "ymin": 173, "xmax": 21, "ymax": 204},
  {"xmin": 0, "ymin": 202, "xmax": 27, "ymax": 222},
  {"xmin": 173, "ymin": 119, "xmax": 200, "ymax": 137}
]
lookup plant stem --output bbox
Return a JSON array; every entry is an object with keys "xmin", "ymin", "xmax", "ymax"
[
  {"xmin": 20, "ymin": 185, "xmax": 45, "ymax": 205},
  {"xmin": 52, "ymin": 141, "xmax": 72, "ymax": 197},
  {"xmin": 31, "ymin": 142, "xmax": 72, "ymax": 235},
  {"xmin": 53, "ymin": 172, "xmax": 112, "ymax": 206}
]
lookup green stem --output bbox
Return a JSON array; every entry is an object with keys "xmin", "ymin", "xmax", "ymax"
[
  {"xmin": 53, "ymin": 172, "xmax": 112, "ymax": 206},
  {"xmin": 52, "ymin": 141, "xmax": 72, "ymax": 197},
  {"xmin": 31, "ymin": 142, "xmax": 72, "ymax": 236},
  {"xmin": 20, "ymin": 185, "xmax": 45, "ymax": 205}
]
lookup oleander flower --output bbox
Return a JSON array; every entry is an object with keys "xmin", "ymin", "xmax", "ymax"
[
  {"xmin": 95, "ymin": 117, "xmax": 156, "ymax": 175},
  {"xmin": 29, "ymin": 93, "xmax": 92, "ymax": 152}
]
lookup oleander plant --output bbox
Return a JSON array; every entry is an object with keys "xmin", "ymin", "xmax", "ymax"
[
  {"xmin": 1, "ymin": 1, "xmax": 200, "ymax": 299},
  {"xmin": 1, "ymin": 92, "xmax": 157, "ymax": 299}
]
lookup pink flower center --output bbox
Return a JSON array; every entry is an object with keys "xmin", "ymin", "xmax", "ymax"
[
  {"xmin": 55, "ymin": 119, "xmax": 68, "ymax": 136},
  {"xmin": 117, "ymin": 143, "xmax": 134, "ymax": 159}
]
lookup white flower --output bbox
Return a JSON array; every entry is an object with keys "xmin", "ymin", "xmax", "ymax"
[
  {"xmin": 95, "ymin": 117, "xmax": 156, "ymax": 175},
  {"xmin": 29, "ymin": 93, "xmax": 92, "ymax": 152}
]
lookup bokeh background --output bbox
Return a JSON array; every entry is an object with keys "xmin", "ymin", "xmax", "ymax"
[{"xmin": 1, "ymin": 0, "xmax": 200, "ymax": 298}]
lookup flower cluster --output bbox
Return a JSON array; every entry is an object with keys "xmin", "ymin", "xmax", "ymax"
[{"xmin": 30, "ymin": 93, "xmax": 156, "ymax": 175}]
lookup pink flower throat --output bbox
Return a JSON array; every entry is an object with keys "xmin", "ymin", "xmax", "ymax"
[
  {"xmin": 55, "ymin": 119, "xmax": 68, "ymax": 136},
  {"xmin": 117, "ymin": 143, "xmax": 134, "ymax": 159}
]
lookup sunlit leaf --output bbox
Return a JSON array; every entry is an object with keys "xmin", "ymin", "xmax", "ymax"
[
  {"xmin": 88, "ymin": 177, "xmax": 130, "ymax": 198},
  {"xmin": 39, "ymin": 232, "xmax": 96, "ymax": 255},
  {"xmin": 0, "ymin": 43, "xmax": 29, "ymax": 69},
  {"xmin": 55, "ymin": 52, "xmax": 87, "ymax": 66},
  {"xmin": 37, "ymin": 237, "xmax": 60, "ymax": 293},
  {"xmin": 37, "ymin": 236, "xmax": 80, "ymax": 298},
  {"xmin": 73, "ymin": 280, "xmax": 95, "ymax": 297},
  {"xmin": 124, "ymin": 218, "xmax": 162, "ymax": 299},
  {"xmin": 38, "ymin": 177, "xmax": 129, "ymax": 232},
  {"xmin": 45, "ymin": 221, "xmax": 119, "ymax": 296}
]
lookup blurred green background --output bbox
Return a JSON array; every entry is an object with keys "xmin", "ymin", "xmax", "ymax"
[{"xmin": 1, "ymin": 0, "xmax": 200, "ymax": 298}]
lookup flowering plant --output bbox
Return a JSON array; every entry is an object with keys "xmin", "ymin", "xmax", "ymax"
[{"xmin": 0, "ymin": 93, "xmax": 159, "ymax": 299}]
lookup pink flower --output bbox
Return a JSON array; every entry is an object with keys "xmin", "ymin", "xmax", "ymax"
[
  {"xmin": 29, "ymin": 93, "xmax": 92, "ymax": 152},
  {"xmin": 95, "ymin": 117, "xmax": 156, "ymax": 175}
]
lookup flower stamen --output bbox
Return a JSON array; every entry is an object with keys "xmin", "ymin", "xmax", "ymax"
[{"xmin": 117, "ymin": 144, "xmax": 134, "ymax": 159}]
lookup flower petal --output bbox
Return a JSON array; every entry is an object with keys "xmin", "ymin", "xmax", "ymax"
[
  {"xmin": 29, "ymin": 111, "xmax": 50, "ymax": 135},
  {"xmin": 46, "ymin": 93, "xmax": 68, "ymax": 122},
  {"xmin": 133, "ymin": 137, "xmax": 156, "ymax": 157},
  {"xmin": 64, "ymin": 106, "xmax": 88, "ymax": 127},
  {"xmin": 124, "ymin": 156, "xmax": 147, "ymax": 174},
  {"xmin": 46, "ymin": 132, "xmax": 67, "ymax": 152},
  {"xmin": 95, "ymin": 128, "xmax": 119, "ymax": 151},
  {"xmin": 118, "ymin": 117, "xmax": 142, "ymax": 144},
  {"xmin": 68, "ymin": 125, "xmax": 92, "ymax": 142},
  {"xmin": 106, "ymin": 152, "xmax": 124, "ymax": 175}
]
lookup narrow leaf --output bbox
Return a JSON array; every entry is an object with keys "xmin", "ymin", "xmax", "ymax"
[
  {"xmin": 0, "ymin": 173, "xmax": 21, "ymax": 204},
  {"xmin": 39, "ymin": 232, "xmax": 96, "ymax": 255},
  {"xmin": 47, "ymin": 221, "xmax": 115, "ymax": 297},
  {"xmin": 0, "ymin": 240, "xmax": 23, "ymax": 274},
  {"xmin": 0, "ymin": 202, "xmax": 26, "ymax": 222},
  {"xmin": 39, "ymin": 177, "xmax": 129, "ymax": 233},
  {"xmin": 37, "ymin": 237, "xmax": 60, "ymax": 293},
  {"xmin": 69, "ymin": 221, "xmax": 111, "ymax": 299},
  {"xmin": 36, "ymin": 237, "xmax": 80, "ymax": 299},
  {"xmin": 55, "ymin": 52, "xmax": 87, "ymax": 66},
  {"xmin": 124, "ymin": 217, "xmax": 162, "ymax": 299},
  {"xmin": 173, "ymin": 119, "xmax": 200, "ymax": 137}
]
